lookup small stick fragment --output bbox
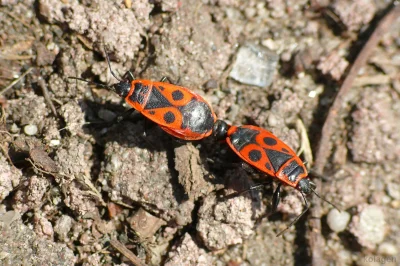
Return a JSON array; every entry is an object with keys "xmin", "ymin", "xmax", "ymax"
[
  {"xmin": 76, "ymin": 34, "xmax": 94, "ymax": 50},
  {"xmin": 3, "ymin": 11, "xmax": 33, "ymax": 30},
  {"xmin": 0, "ymin": 54, "xmax": 34, "ymax": 60},
  {"xmin": 38, "ymin": 79, "xmax": 57, "ymax": 116},
  {"xmin": 125, "ymin": 0, "xmax": 132, "ymax": 8},
  {"xmin": 110, "ymin": 238, "xmax": 147, "ymax": 266},
  {"xmin": 353, "ymin": 74, "xmax": 391, "ymax": 87},
  {"xmin": 0, "ymin": 67, "xmax": 33, "ymax": 95},
  {"xmin": 296, "ymin": 118, "xmax": 313, "ymax": 165}
]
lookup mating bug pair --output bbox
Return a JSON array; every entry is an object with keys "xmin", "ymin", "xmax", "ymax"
[{"xmin": 69, "ymin": 49, "xmax": 338, "ymax": 236}]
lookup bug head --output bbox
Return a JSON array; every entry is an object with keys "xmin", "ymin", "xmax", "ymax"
[
  {"xmin": 111, "ymin": 79, "xmax": 131, "ymax": 98},
  {"xmin": 213, "ymin": 119, "xmax": 230, "ymax": 140},
  {"xmin": 297, "ymin": 178, "xmax": 315, "ymax": 195},
  {"xmin": 298, "ymin": 178, "xmax": 339, "ymax": 211}
]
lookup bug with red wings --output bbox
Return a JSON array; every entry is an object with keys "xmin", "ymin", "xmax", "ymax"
[{"xmin": 213, "ymin": 120, "xmax": 339, "ymax": 236}]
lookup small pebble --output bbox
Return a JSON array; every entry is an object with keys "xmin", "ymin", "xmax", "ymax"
[
  {"xmin": 54, "ymin": 215, "xmax": 73, "ymax": 241},
  {"xmin": 244, "ymin": 7, "xmax": 256, "ymax": 19},
  {"xmin": 327, "ymin": 209, "xmax": 351, "ymax": 232},
  {"xmin": 350, "ymin": 205, "xmax": 386, "ymax": 248},
  {"xmin": 283, "ymin": 232, "xmax": 295, "ymax": 242},
  {"xmin": 80, "ymin": 232, "xmax": 91, "ymax": 245},
  {"xmin": 49, "ymin": 139, "xmax": 60, "ymax": 147},
  {"xmin": 377, "ymin": 242, "xmax": 398, "ymax": 256},
  {"xmin": 229, "ymin": 43, "xmax": 279, "ymax": 87},
  {"xmin": 24, "ymin": 124, "xmax": 38, "ymax": 135},
  {"xmin": 261, "ymin": 38, "xmax": 277, "ymax": 50},
  {"xmin": 337, "ymin": 250, "xmax": 352, "ymax": 265},
  {"xmin": 203, "ymin": 79, "xmax": 218, "ymax": 90},
  {"xmin": 10, "ymin": 123, "xmax": 19, "ymax": 133},
  {"xmin": 380, "ymin": 195, "xmax": 391, "ymax": 205},
  {"xmin": 267, "ymin": 113, "xmax": 278, "ymax": 127},
  {"xmin": 387, "ymin": 182, "xmax": 400, "ymax": 200},
  {"xmin": 109, "ymin": 154, "xmax": 122, "ymax": 171},
  {"xmin": 390, "ymin": 200, "xmax": 400, "ymax": 209},
  {"xmin": 93, "ymin": 243, "xmax": 102, "ymax": 251}
]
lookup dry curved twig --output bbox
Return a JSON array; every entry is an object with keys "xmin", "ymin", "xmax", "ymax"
[{"xmin": 310, "ymin": 3, "xmax": 400, "ymax": 266}]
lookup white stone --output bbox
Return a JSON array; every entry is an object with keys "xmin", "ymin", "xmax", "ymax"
[
  {"xmin": 24, "ymin": 124, "xmax": 38, "ymax": 136},
  {"xmin": 327, "ymin": 209, "xmax": 351, "ymax": 232}
]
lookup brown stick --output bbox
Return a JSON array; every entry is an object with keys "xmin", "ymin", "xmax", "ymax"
[
  {"xmin": 38, "ymin": 79, "xmax": 58, "ymax": 116},
  {"xmin": 0, "ymin": 67, "xmax": 33, "ymax": 95},
  {"xmin": 310, "ymin": 3, "xmax": 400, "ymax": 266},
  {"xmin": 314, "ymin": 3, "xmax": 400, "ymax": 173},
  {"xmin": 110, "ymin": 238, "xmax": 147, "ymax": 266}
]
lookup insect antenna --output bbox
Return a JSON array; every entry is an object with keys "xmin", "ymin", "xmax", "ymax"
[
  {"xmin": 276, "ymin": 187, "xmax": 341, "ymax": 237},
  {"xmin": 310, "ymin": 187, "xmax": 341, "ymax": 212},
  {"xmin": 276, "ymin": 191, "xmax": 309, "ymax": 237},
  {"xmin": 103, "ymin": 45, "xmax": 121, "ymax": 82},
  {"xmin": 68, "ymin": 77, "xmax": 110, "ymax": 90}
]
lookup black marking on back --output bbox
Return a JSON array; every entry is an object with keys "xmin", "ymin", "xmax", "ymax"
[
  {"xmin": 264, "ymin": 149, "xmax": 292, "ymax": 172},
  {"xmin": 149, "ymin": 110, "xmax": 156, "ymax": 115},
  {"xmin": 144, "ymin": 86, "xmax": 173, "ymax": 109},
  {"xmin": 164, "ymin": 111, "xmax": 175, "ymax": 124},
  {"xmin": 263, "ymin": 137, "xmax": 277, "ymax": 146},
  {"xmin": 172, "ymin": 90, "xmax": 184, "ymax": 101},
  {"xmin": 265, "ymin": 162, "xmax": 272, "ymax": 171},
  {"xmin": 130, "ymin": 83, "xmax": 149, "ymax": 105},
  {"xmin": 249, "ymin": 149, "xmax": 262, "ymax": 162},
  {"xmin": 179, "ymin": 99, "xmax": 214, "ymax": 134},
  {"xmin": 159, "ymin": 86, "xmax": 165, "ymax": 91},
  {"xmin": 282, "ymin": 160, "xmax": 304, "ymax": 182},
  {"xmin": 281, "ymin": 148, "xmax": 289, "ymax": 153},
  {"xmin": 230, "ymin": 127, "xmax": 259, "ymax": 151}
]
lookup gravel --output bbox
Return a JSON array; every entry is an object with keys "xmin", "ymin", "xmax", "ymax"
[
  {"xmin": 349, "ymin": 205, "xmax": 386, "ymax": 249},
  {"xmin": 327, "ymin": 208, "xmax": 351, "ymax": 233},
  {"xmin": 229, "ymin": 43, "xmax": 279, "ymax": 87},
  {"xmin": 23, "ymin": 124, "xmax": 38, "ymax": 135}
]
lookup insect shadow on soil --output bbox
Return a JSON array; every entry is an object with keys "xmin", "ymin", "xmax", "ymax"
[{"xmin": 81, "ymin": 99, "xmax": 189, "ymax": 204}]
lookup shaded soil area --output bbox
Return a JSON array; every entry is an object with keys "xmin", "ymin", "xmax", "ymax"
[{"xmin": 1, "ymin": 1, "xmax": 399, "ymax": 265}]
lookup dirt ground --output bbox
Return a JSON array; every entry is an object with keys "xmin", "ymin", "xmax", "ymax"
[{"xmin": 0, "ymin": 0, "xmax": 399, "ymax": 265}]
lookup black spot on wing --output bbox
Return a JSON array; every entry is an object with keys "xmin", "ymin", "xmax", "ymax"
[
  {"xmin": 263, "ymin": 137, "xmax": 277, "ymax": 146},
  {"xmin": 172, "ymin": 90, "xmax": 184, "ymax": 101},
  {"xmin": 248, "ymin": 149, "xmax": 262, "ymax": 162},
  {"xmin": 164, "ymin": 111, "xmax": 175, "ymax": 124}
]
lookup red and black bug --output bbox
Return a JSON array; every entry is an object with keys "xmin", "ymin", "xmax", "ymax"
[
  {"xmin": 69, "ymin": 51, "xmax": 216, "ymax": 140},
  {"xmin": 213, "ymin": 120, "xmax": 338, "ymax": 236}
]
